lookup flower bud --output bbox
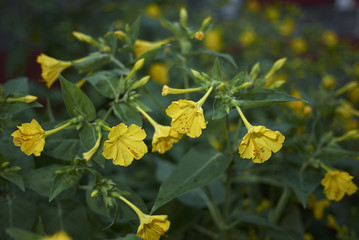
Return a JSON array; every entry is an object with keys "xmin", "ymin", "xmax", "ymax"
[
  {"xmin": 200, "ymin": 17, "xmax": 211, "ymax": 31},
  {"xmin": 72, "ymin": 31, "xmax": 99, "ymax": 46},
  {"xmin": 194, "ymin": 31, "xmax": 204, "ymax": 41},
  {"xmin": 191, "ymin": 69, "xmax": 204, "ymax": 81},
  {"xmin": 114, "ymin": 31, "xmax": 126, "ymax": 41},
  {"xmin": 265, "ymin": 58, "xmax": 287, "ymax": 80},
  {"xmin": 1, "ymin": 162, "xmax": 10, "ymax": 168},
  {"xmin": 335, "ymin": 81, "xmax": 358, "ymax": 96},
  {"xmin": 179, "ymin": 7, "xmax": 188, "ymax": 27},
  {"xmin": 7, "ymin": 95, "xmax": 38, "ymax": 103},
  {"xmin": 91, "ymin": 189, "xmax": 99, "ymax": 197},
  {"xmin": 131, "ymin": 76, "xmax": 150, "ymax": 90}
]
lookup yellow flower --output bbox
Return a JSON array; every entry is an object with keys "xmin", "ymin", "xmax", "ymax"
[
  {"xmin": 238, "ymin": 125, "xmax": 285, "ymax": 163},
  {"xmin": 36, "ymin": 53, "xmax": 72, "ymax": 88},
  {"xmin": 322, "ymin": 30, "xmax": 338, "ymax": 48},
  {"xmin": 152, "ymin": 126, "xmax": 183, "ymax": 154},
  {"xmin": 119, "ymin": 196, "xmax": 170, "ymax": 240},
  {"xmin": 321, "ymin": 170, "xmax": 358, "ymax": 201},
  {"xmin": 247, "ymin": 0, "xmax": 261, "ymax": 12},
  {"xmin": 149, "ymin": 63, "xmax": 169, "ymax": 85},
  {"xmin": 166, "ymin": 86, "xmax": 213, "ymax": 138},
  {"xmin": 348, "ymin": 85, "xmax": 359, "ymax": 103},
  {"xmin": 134, "ymin": 39, "xmax": 171, "ymax": 58},
  {"xmin": 291, "ymin": 37, "xmax": 307, "ymax": 54},
  {"xmin": 279, "ymin": 18, "xmax": 295, "ymax": 36},
  {"xmin": 239, "ymin": 30, "xmax": 256, "ymax": 47},
  {"xmin": 304, "ymin": 233, "xmax": 314, "ymax": 240},
  {"xmin": 265, "ymin": 6, "xmax": 280, "ymax": 21},
  {"xmin": 136, "ymin": 106, "xmax": 183, "ymax": 154},
  {"xmin": 102, "ymin": 123, "xmax": 148, "ymax": 166},
  {"xmin": 204, "ymin": 29, "xmax": 223, "ymax": 52},
  {"xmin": 137, "ymin": 214, "xmax": 170, "ymax": 240},
  {"xmin": 321, "ymin": 74, "xmax": 337, "ymax": 90},
  {"xmin": 145, "ymin": 3, "xmax": 161, "ymax": 19},
  {"xmin": 235, "ymin": 105, "xmax": 285, "ymax": 163},
  {"xmin": 312, "ymin": 199, "xmax": 331, "ymax": 220},
  {"xmin": 11, "ymin": 119, "xmax": 45, "ymax": 157},
  {"xmin": 42, "ymin": 230, "xmax": 72, "ymax": 240},
  {"xmin": 194, "ymin": 31, "xmax": 204, "ymax": 41}
]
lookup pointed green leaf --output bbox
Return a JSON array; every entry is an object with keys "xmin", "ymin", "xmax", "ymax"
[
  {"xmin": 59, "ymin": 75, "xmax": 96, "ymax": 121},
  {"xmin": 212, "ymin": 97, "xmax": 230, "ymax": 120},
  {"xmin": 151, "ymin": 145, "xmax": 231, "ymax": 213},
  {"xmin": 72, "ymin": 53, "xmax": 111, "ymax": 73},
  {"xmin": 286, "ymin": 167, "xmax": 322, "ymax": 207},
  {"xmin": 113, "ymin": 102, "xmax": 142, "ymax": 127},
  {"xmin": 190, "ymin": 49, "xmax": 237, "ymax": 68},
  {"xmin": 211, "ymin": 58, "xmax": 222, "ymax": 81},
  {"xmin": 130, "ymin": 16, "xmax": 141, "ymax": 42},
  {"xmin": 0, "ymin": 172, "xmax": 25, "ymax": 191},
  {"xmin": 105, "ymin": 32, "xmax": 118, "ymax": 54},
  {"xmin": 24, "ymin": 165, "xmax": 63, "ymax": 197},
  {"xmin": 49, "ymin": 173, "xmax": 80, "ymax": 202},
  {"xmin": 86, "ymin": 71, "xmax": 120, "ymax": 98},
  {"xmin": 236, "ymin": 89, "xmax": 307, "ymax": 109},
  {"xmin": 238, "ymin": 212, "xmax": 285, "ymax": 232},
  {"xmin": 160, "ymin": 19, "xmax": 183, "ymax": 39},
  {"xmin": 3, "ymin": 77, "xmax": 29, "ymax": 94},
  {"xmin": 6, "ymin": 228, "xmax": 42, "ymax": 240}
]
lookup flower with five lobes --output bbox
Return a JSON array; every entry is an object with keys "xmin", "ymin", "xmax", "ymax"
[
  {"xmin": 235, "ymin": 104, "xmax": 285, "ymax": 163},
  {"xmin": 165, "ymin": 86, "xmax": 213, "ymax": 138},
  {"xmin": 119, "ymin": 196, "xmax": 170, "ymax": 240},
  {"xmin": 36, "ymin": 53, "xmax": 72, "ymax": 88},
  {"xmin": 320, "ymin": 168, "xmax": 358, "ymax": 201},
  {"xmin": 136, "ymin": 106, "xmax": 183, "ymax": 154},
  {"xmin": 11, "ymin": 119, "xmax": 74, "ymax": 157},
  {"xmin": 102, "ymin": 123, "xmax": 148, "ymax": 167},
  {"xmin": 41, "ymin": 230, "xmax": 72, "ymax": 240}
]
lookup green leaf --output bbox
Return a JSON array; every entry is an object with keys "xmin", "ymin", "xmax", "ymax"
[
  {"xmin": 286, "ymin": 167, "xmax": 322, "ymax": 207},
  {"xmin": 45, "ymin": 136, "xmax": 83, "ymax": 161},
  {"xmin": 6, "ymin": 228, "xmax": 42, "ymax": 240},
  {"xmin": 3, "ymin": 77, "xmax": 28, "ymax": 94},
  {"xmin": 151, "ymin": 145, "xmax": 231, "ymax": 213},
  {"xmin": 211, "ymin": 58, "xmax": 223, "ymax": 81},
  {"xmin": 59, "ymin": 75, "xmax": 96, "ymax": 121},
  {"xmin": 115, "ymin": 234, "xmax": 142, "ymax": 240},
  {"xmin": 130, "ymin": 16, "xmax": 141, "ymax": 42},
  {"xmin": 49, "ymin": 173, "xmax": 80, "ymax": 202},
  {"xmin": 236, "ymin": 89, "xmax": 307, "ymax": 109},
  {"xmin": 190, "ymin": 49, "xmax": 237, "ymax": 69},
  {"xmin": 72, "ymin": 53, "xmax": 111, "ymax": 73},
  {"xmin": 160, "ymin": 19, "xmax": 183, "ymax": 39},
  {"xmin": 105, "ymin": 32, "xmax": 118, "ymax": 54},
  {"xmin": 85, "ymin": 71, "xmax": 120, "ymax": 99},
  {"xmin": 0, "ymin": 172, "xmax": 25, "ymax": 191},
  {"xmin": 212, "ymin": 97, "xmax": 230, "ymax": 120},
  {"xmin": 113, "ymin": 102, "xmax": 142, "ymax": 127},
  {"xmin": 0, "ymin": 102, "xmax": 43, "ymax": 118},
  {"xmin": 24, "ymin": 165, "xmax": 63, "ymax": 197}
]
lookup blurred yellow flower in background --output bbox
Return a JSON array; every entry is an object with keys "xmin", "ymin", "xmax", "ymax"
[
  {"xmin": 279, "ymin": 18, "xmax": 295, "ymax": 36},
  {"xmin": 149, "ymin": 63, "xmax": 169, "ymax": 85},
  {"xmin": 239, "ymin": 30, "xmax": 256, "ymax": 47},
  {"xmin": 265, "ymin": 6, "xmax": 280, "ymax": 21},
  {"xmin": 42, "ymin": 230, "xmax": 72, "ymax": 240},
  {"xmin": 102, "ymin": 123, "xmax": 148, "ymax": 166},
  {"xmin": 291, "ymin": 37, "xmax": 307, "ymax": 54},
  {"xmin": 321, "ymin": 170, "xmax": 358, "ymax": 201},
  {"xmin": 204, "ymin": 29, "xmax": 223, "ymax": 52},
  {"xmin": 321, "ymin": 74, "xmax": 337, "ymax": 90},
  {"xmin": 11, "ymin": 119, "xmax": 45, "ymax": 157},
  {"xmin": 322, "ymin": 30, "xmax": 338, "ymax": 48},
  {"xmin": 145, "ymin": 3, "xmax": 161, "ymax": 19},
  {"xmin": 37, "ymin": 53, "xmax": 72, "ymax": 88}
]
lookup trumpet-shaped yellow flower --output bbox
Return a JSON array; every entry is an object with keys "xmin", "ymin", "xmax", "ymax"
[
  {"xmin": 119, "ymin": 196, "xmax": 170, "ymax": 240},
  {"xmin": 149, "ymin": 63, "xmax": 169, "ymax": 85},
  {"xmin": 321, "ymin": 170, "xmax": 358, "ymax": 201},
  {"xmin": 137, "ymin": 214, "xmax": 170, "ymax": 240},
  {"xmin": 165, "ymin": 86, "xmax": 213, "ymax": 138},
  {"xmin": 152, "ymin": 126, "xmax": 183, "ymax": 154},
  {"xmin": 166, "ymin": 100, "xmax": 206, "ymax": 138},
  {"xmin": 37, "ymin": 53, "xmax": 72, "ymax": 88},
  {"xmin": 238, "ymin": 126, "xmax": 285, "ymax": 163},
  {"xmin": 11, "ymin": 119, "xmax": 45, "ymax": 157},
  {"xmin": 102, "ymin": 123, "xmax": 147, "ymax": 166},
  {"xmin": 134, "ymin": 39, "xmax": 171, "ymax": 58},
  {"xmin": 42, "ymin": 230, "xmax": 72, "ymax": 240}
]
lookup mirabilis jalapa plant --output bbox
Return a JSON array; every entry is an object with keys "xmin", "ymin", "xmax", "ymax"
[{"xmin": 2, "ymin": 6, "xmax": 358, "ymax": 240}]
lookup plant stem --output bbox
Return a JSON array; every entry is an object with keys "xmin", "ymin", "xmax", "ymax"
[
  {"xmin": 270, "ymin": 187, "xmax": 291, "ymax": 224},
  {"xmin": 7, "ymin": 194, "xmax": 13, "ymax": 226},
  {"xmin": 56, "ymin": 199, "xmax": 64, "ymax": 229},
  {"xmin": 111, "ymin": 56, "xmax": 127, "ymax": 71},
  {"xmin": 224, "ymin": 116, "xmax": 234, "ymax": 223}
]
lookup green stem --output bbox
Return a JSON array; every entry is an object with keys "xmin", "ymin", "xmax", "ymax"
[
  {"xmin": 44, "ymin": 120, "xmax": 74, "ymax": 137},
  {"xmin": 224, "ymin": 116, "xmax": 234, "ymax": 223},
  {"xmin": 56, "ymin": 199, "xmax": 64, "ymax": 229},
  {"xmin": 199, "ymin": 187, "xmax": 224, "ymax": 231},
  {"xmin": 234, "ymin": 104, "xmax": 252, "ymax": 130},
  {"xmin": 111, "ymin": 56, "xmax": 127, "ymax": 71},
  {"xmin": 270, "ymin": 187, "xmax": 291, "ymax": 224},
  {"xmin": 103, "ymin": 105, "xmax": 113, "ymax": 121},
  {"xmin": 7, "ymin": 194, "xmax": 13, "ymax": 226},
  {"xmin": 136, "ymin": 105, "xmax": 159, "ymax": 129},
  {"xmin": 118, "ymin": 196, "xmax": 144, "ymax": 219},
  {"xmin": 197, "ymin": 86, "xmax": 214, "ymax": 108}
]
